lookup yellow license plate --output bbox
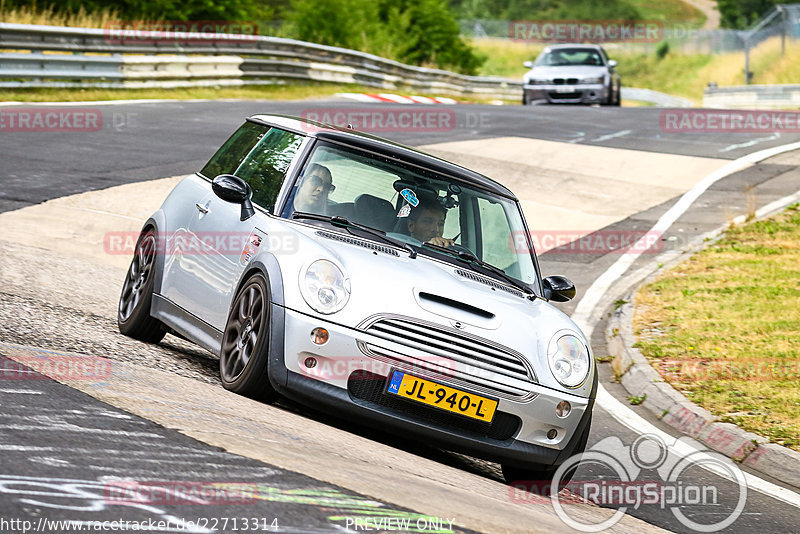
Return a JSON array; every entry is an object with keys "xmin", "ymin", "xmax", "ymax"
[{"xmin": 386, "ymin": 370, "xmax": 497, "ymax": 423}]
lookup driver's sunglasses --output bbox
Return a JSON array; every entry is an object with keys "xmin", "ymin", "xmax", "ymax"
[{"xmin": 307, "ymin": 174, "xmax": 335, "ymax": 192}]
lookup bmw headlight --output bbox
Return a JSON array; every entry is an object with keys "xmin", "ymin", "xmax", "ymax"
[
  {"xmin": 548, "ymin": 333, "xmax": 591, "ymax": 388},
  {"xmin": 582, "ymin": 75, "xmax": 605, "ymax": 84},
  {"xmin": 300, "ymin": 260, "xmax": 350, "ymax": 314}
]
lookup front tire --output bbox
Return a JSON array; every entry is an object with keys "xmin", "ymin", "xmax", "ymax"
[
  {"xmin": 118, "ymin": 228, "xmax": 165, "ymax": 343},
  {"xmin": 219, "ymin": 274, "xmax": 278, "ymax": 401},
  {"xmin": 501, "ymin": 417, "xmax": 592, "ymax": 494}
]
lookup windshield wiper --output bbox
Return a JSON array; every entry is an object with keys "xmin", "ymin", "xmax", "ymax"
[
  {"xmin": 292, "ymin": 212, "xmax": 417, "ymax": 259},
  {"xmin": 421, "ymin": 243, "xmax": 534, "ymax": 297}
]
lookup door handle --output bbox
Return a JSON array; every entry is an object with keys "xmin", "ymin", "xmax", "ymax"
[{"xmin": 195, "ymin": 203, "xmax": 209, "ymax": 214}]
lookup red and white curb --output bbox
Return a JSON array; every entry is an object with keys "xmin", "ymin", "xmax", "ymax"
[{"xmin": 336, "ymin": 92, "xmax": 458, "ymax": 105}]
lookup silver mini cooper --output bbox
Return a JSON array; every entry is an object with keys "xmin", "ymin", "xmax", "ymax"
[{"xmin": 118, "ymin": 114, "xmax": 596, "ymax": 483}]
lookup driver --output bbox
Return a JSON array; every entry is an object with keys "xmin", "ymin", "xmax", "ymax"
[
  {"xmin": 407, "ymin": 196, "xmax": 454, "ymax": 248},
  {"xmin": 293, "ymin": 163, "xmax": 334, "ymax": 214}
]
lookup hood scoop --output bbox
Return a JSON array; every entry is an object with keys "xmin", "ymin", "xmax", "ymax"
[{"xmin": 416, "ymin": 291, "xmax": 497, "ymax": 329}]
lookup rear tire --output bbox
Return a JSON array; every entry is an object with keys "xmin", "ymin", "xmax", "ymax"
[
  {"xmin": 118, "ymin": 228, "xmax": 166, "ymax": 343},
  {"xmin": 219, "ymin": 274, "xmax": 279, "ymax": 402}
]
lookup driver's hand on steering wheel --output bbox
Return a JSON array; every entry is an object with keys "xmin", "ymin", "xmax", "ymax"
[{"xmin": 425, "ymin": 236, "xmax": 455, "ymax": 248}]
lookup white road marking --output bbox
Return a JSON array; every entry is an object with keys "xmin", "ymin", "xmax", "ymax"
[
  {"xmin": 0, "ymin": 389, "xmax": 43, "ymax": 394},
  {"xmin": 719, "ymin": 133, "xmax": 781, "ymax": 153},
  {"xmin": 335, "ymin": 92, "xmax": 382, "ymax": 103},
  {"xmin": 571, "ymin": 140, "xmax": 800, "ymax": 333},
  {"xmin": 597, "ymin": 388, "xmax": 800, "ymax": 509},
  {"xmin": 570, "ymin": 139, "xmax": 800, "ymax": 507},
  {"xmin": 592, "ymin": 130, "xmax": 632, "ymax": 142}
]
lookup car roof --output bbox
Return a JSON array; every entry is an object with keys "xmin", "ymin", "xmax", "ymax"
[
  {"xmin": 248, "ymin": 114, "xmax": 516, "ymax": 198},
  {"xmin": 542, "ymin": 43, "xmax": 603, "ymax": 51}
]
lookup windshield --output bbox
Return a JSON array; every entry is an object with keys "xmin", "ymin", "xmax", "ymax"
[
  {"xmin": 282, "ymin": 141, "xmax": 538, "ymax": 285},
  {"xmin": 535, "ymin": 48, "xmax": 604, "ymax": 67}
]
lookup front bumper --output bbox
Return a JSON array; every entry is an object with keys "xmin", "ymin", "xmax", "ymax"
[
  {"xmin": 269, "ymin": 305, "xmax": 596, "ymax": 468},
  {"xmin": 524, "ymin": 83, "xmax": 608, "ymax": 104}
]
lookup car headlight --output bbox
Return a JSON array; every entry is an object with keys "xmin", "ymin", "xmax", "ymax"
[
  {"xmin": 300, "ymin": 260, "xmax": 350, "ymax": 314},
  {"xmin": 548, "ymin": 333, "xmax": 591, "ymax": 388},
  {"xmin": 530, "ymin": 78, "xmax": 549, "ymax": 85},
  {"xmin": 582, "ymin": 75, "xmax": 605, "ymax": 84}
]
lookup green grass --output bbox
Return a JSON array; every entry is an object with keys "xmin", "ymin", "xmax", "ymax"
[
  {"xmin": 626, "ymin": 0, "xmax": 706, "ymax": 26},
  {"xmin": 0, "ymin": 84, "xmax": 371, "ymax": 103},
  {"xmin": 635, "ymin": 204, "xmax": 800, "ymax": 451},
  {"xmin": 473, "ymin": 35, "xmax": 800, "ymax": 104},
  {"xmin": 0, "ymin": 83, "xmax": 502, "ymax": 104}
]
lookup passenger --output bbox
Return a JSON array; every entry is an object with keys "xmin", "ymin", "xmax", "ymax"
[
  {"xmin": 293, "ymin": 164, "xmax": 334, "ymax": 213},
  {"xmin": 407, "ymin": 197, "xmax": 454, "ymax": 248}
]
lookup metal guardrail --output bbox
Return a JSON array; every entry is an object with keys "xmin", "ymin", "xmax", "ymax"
[
  {"xmin": 0, "ymin": 22, "xmax": 521, "ymax": 99},
  {"xmin": 0, "ymin": 22, "xmax": 689, "ymax": 106},
  {"xmin": 703, "ymin": 84, "xmax": 800, "ymax": 109}
]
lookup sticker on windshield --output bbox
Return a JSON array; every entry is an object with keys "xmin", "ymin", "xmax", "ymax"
[
  {"xmin": 399, "ymin": 188, "xmax": 419, "ymax": 207},
  {"xmin": 397, "ymin": 203, "xmax": 412, "ymax": 218},
  {"xmin": 240, "ymin": 231, "xmax": 263, "ymax": 267}
]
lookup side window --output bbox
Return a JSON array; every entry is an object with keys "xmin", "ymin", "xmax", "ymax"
[
  {"xmin": 477, "ymin": 197, "xmax": 516, "ymax": 270},
  {"xmin": 200, "ymin": 122, "xmax": 304, "ymax": 212},
  {"xmin": 201, "ymin": 122, "xmax": 266, "ymax": 180},
  {"xmin": 233, "ymin": 128, "xmax": 304, "ymax": 211}
]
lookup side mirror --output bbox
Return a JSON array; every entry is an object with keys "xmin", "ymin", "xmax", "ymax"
[
  {"xmin": 212, "ymin": 174, "xmax": 255, "ymax": 221},
  {"xmin": 607, "ymin": 59, "xmax": 617, "ymax": 69},
  {"xmin": 543, "ymin": 275, "xmax": 576, "ymax": 302},
  {"xmin": 523, "ymin": 60, "xmax": 534, "ymax": 69}
]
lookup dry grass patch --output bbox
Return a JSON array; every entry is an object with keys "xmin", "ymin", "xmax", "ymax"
[{"xmin": 635, "ymin": 204, "xmax": 800, "ymax": 450}]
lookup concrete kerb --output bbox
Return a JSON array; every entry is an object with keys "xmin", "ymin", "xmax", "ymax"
[{"xmin": 606, "ymin": 235, "xmax": 800, "ymax": 489}]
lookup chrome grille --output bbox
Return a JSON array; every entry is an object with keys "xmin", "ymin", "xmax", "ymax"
[
  {"xmin": 358, "ymin": 315, "xmax": 536, "ymax": 401},
  {"xmin": 316, "ymin": 231, "xmax": 399, "ymax": 256}
]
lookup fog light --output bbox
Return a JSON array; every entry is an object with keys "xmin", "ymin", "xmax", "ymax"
[
  {"xmin": 311, "ymin": 327, "xmax": 329, "ymax": 345},
  {"xmin": 547, "ymin": 429, "xmax": 558, "ymax": 440},
  {"xmin": 556, "ymin": 400, "xmax": 571, "ymax": 418},
  {"xmin": 304, "ymin": 357, "xmax": 317, "ymax": 369}
]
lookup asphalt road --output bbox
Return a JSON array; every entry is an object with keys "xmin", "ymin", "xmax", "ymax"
[
  {"xmin": 0, "ymin": 356, "xmax": 479, "ymax": 534},
  {"xmin": 1, "ymin": 100, "xmax": 800, "ymax": 533}
]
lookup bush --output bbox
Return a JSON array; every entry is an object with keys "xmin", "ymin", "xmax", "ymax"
[
  {"xmin": 656, "ymin": 41, "xmax": 670, "ymax": 60},
  {"xmin": 289, "ymin": 0, "xmax": 483, "ymax": 74}
]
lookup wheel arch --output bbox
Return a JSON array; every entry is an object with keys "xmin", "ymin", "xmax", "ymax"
[{"xmin": 140, "ymin": 213, "xmax": 166, "ymax": 296}]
